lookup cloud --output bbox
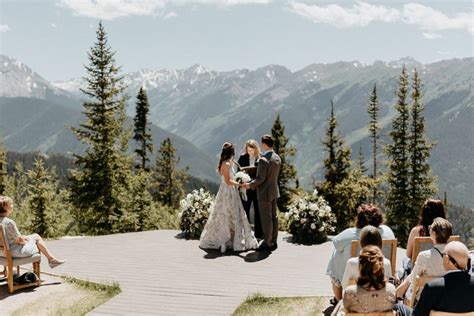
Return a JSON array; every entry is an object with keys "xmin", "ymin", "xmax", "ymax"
[
  {"xmin": 287, "ymin": 2, "xmax": 399, "ymax": 28},
  {"xmin": 0, "ymin": 24, "xmax": 10, "ymax": 33},
  {"xmin": 422, "ymin": 32, "xmax": 442, "ymax": 40},
  {"xmin": 287, "ymin": 2, "xmax": 474, "ymax": 36},
  {"xmin": 163, "ymin": 11, "xmax": 178, "ymax": 19},
  {"xmin": 58, "ymin": 0, "xmax": 272, "ymax": 20},
  {"xmin": 51, "ymin": 23, "xmax": 58, "ymax": 28}
]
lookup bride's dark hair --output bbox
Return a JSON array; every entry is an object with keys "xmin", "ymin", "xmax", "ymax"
[{"xmin": 217, "ymin": 142, "xmax": 235, "ymax": 173}]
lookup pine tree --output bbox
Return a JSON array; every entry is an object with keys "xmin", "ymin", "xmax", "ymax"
[
  {"xmin": 357, "ymin": 146, "xmax": 368, "ymax": 175},
  {"xmin": 409, "ymin": 69, "xmax": 436, "ymax": 217},
  {"xmin": 153, "ymin": 138, "xmax": 187, "ymax": 209},
  {"xmin": 0, "ymin": 141, "xmax": 7, "ymax": 195},
  {"xmin": 318, "ymin": 101, "xmax": 353, "ymax": 231},
  {"xmin": 386, "ymin": 66, "xmax": 413, "ymax": 246},
  {"xmin": 27, "ymin": 158, "xmax": 61, "ymax": 238},
  {"xmin": 133, "ymin": 87, "xmax": 153, "ymax": 171},
  {"xmin": 69, "ymin": 22, "xmax": 138, "ymax": 234},
  {"xmin": 271, "ymin": 114, "xmax": 298, "ymax": 212},
  {"xmin": 367, "ymin": 83, "xmax": 380, "ymax": 201}
]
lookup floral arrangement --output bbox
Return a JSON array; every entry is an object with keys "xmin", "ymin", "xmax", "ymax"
[
  {"xmin": 178, "ymin": 188, "xmax": 214, "ymax": 239},
  {"xmin": 285, "ymin": 189, "xmax": 336, "ymax": 245},
  {"xmin": 234, "ymin": 171, "xmax": 251, "ymax": 201}
]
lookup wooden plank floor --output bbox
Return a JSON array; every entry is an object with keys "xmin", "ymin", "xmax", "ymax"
[{"xmin": 40, "ymin": 230, "xmax": 405, "ymax": 315}]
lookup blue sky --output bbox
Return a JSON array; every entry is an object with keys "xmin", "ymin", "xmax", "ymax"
[{"xmin": 0, "ymin": 0, "xmax": 472, "ymax": 81}]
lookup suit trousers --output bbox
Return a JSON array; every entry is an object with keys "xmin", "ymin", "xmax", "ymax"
[
  {"xmin": 241, "ymin": 189, "xmax": 263, "ymax": 239},
  {"xmin": 258, "ymin": 199, "xmax": 278, "ymax": 246}
]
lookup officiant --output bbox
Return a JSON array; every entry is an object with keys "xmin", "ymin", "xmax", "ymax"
[{"xmin": 237, "ymin": 139, "xmax": 263, "ymax": 239}]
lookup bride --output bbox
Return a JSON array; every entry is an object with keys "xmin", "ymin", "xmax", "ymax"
[{"xmin": 199, "ymin": 142, "xmax": 258, "ymax": 253}]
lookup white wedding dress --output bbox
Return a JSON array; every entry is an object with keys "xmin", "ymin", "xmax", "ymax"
[{"xmin": 199, "ymin": 166, "xmax": 258, "ymax": 252}]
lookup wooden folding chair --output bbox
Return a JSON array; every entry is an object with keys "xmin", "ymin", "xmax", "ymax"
[
  {"xmin": 412, "ymin": 236, "xmax": 461, "ymax": 266},
  {"xmin": 407, "ymin": 275, "xmax": 437, "ymax": 307},
  {"xmin": 0, "ymin": 224, "xmax": 41, "ymax": 294},
  {"xmin": 351, "ymin": 239, "xmax": 398, "ymax": 276}
]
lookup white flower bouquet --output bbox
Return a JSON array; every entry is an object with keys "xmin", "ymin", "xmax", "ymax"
[
  {"xmin": 285, "ymin": 189, "xmax": 336, "ymax": 244},
  {"xmin": 178, "ymin": 188, "xmax": 214, "ymax": 239},
  {"xmin": 234, "ymin": 171, "xmax": 251, "ymax": 201}
]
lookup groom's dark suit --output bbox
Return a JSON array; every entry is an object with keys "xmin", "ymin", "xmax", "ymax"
[{"xmin": 249, "ymin": 150, "xmax": 281, "ymax": 248}]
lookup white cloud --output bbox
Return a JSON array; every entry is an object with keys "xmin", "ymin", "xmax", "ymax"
[
  {"xmin": 58, "ymin": 0, "xmax": 272, "ymax": 20},
  {"xmin": 287, "ymin": 2, "xmax": 399, "ymax": 28},
  {"xmin": 164, "ymin": 11, "xmax": 178, "ymax": 19},
  {"xmin": 51, "ymin": 23, "xmax": 58, "ymax": 28},
  {"xmin": 422, "ymin": 32, "xmax": 442, "ymax": 40},
  {"xmin": 437, "ymin": 50, "xmax": 455, "ymax": 56},
  {"xmin": 0, "ymin": 24, "xmax": 10, "ymax": 33},
  {"xmin": 288, "ymin": 2, "xmax": 474, "ymax": 36}
]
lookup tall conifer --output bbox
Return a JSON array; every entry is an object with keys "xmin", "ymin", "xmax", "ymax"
[
  {"xmin": 271, "ymin": 114, "xmax": 298, "ymax": 212},
  {"xmin": 386, "ymin": 66, "xmax": 412, "ymax": 245},
  {"xmin": 133, "ymin": 87, "xmax": 153, "ymax": 171},
  {"xmin": 69, "ymin": 22, "xmax": 137, "ymax": 234}
]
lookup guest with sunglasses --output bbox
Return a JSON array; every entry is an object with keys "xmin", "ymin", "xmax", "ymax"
[{"xmin": 413, "ymin": 241, "xmax": 474, "ymax": 315}]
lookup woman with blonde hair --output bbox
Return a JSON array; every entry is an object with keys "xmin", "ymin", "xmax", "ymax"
[
  {"xmin": 0, "ymin": 196, "xmax": 65, "ymax": 268},
  {"xmin": 237, "ymin": 139, "xmax": 263, "ymax": 239},
  {"xmin": 343, "ymin": 245, "xmax": 396, "ymax": 313}
]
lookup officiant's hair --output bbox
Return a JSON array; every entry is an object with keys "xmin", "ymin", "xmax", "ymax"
[
  {"xmin": 217, "ymin": 142, "xmax": 235, "ymax": 173},
  {"xmin": 244, "ymin": 139, "xmax": 261, "ymax": 157},
  {"xmin": 261, "ymin": 135, "xmax": 274, "ymax": 148}
]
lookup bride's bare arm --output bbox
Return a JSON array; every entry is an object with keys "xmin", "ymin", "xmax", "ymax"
[{"xmin": 221, "ymin": 162, "xmax": 239, "ymax": 186}]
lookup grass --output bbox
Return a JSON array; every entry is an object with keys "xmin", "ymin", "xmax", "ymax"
[
  {"xmin": 232, "ymin": 293, "xmax": 330, "ymax": 316},
  {"xmin": 12, "ymin": 276, "xmax": 121, "ymax": 316}
]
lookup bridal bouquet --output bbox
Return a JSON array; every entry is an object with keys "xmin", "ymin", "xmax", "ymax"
[
  {"xmin": 178, "ymin": 188, "xmax": 214, "ymax": 239},
  {"xmin": 285, "ymin": 189, "xmax": 336, "ymax": 245},
  {"xmin": 234, "ymin": 171, "xmax": 251, "ymax": 201}
]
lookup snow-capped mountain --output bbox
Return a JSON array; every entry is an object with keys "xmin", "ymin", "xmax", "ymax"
[{"xmin": 0, "ymin": 55, "xmax": 69, "ymax": 99}]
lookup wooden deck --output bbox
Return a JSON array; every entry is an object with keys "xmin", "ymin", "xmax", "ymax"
[{"xmin": 35, "ymin": 230, "xmax": 404, "ymax": 315}]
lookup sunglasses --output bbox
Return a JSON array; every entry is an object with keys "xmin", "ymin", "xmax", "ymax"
[{"xmin": 443, "ymin": 252, "xmax": 470, "ymax": 272}]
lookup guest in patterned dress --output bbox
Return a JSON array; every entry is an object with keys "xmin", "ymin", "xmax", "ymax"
[
  {"xmin": 342, "ymin": 245, "xmax": 396, "ymax": 313},
  {"xmin": 0, "ymin": 196, "xmax": 65, "ymax": 268}
]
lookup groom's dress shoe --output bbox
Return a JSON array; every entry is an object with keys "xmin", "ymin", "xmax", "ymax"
[
  {"xmin": 270, "ymin": 243, "xmax": 278, "ymax": 251},
  {"xmin": 256, "ymin": 243, "xmax": 271, "ymax": 252}
]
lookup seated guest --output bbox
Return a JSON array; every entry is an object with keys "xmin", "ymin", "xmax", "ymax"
[
  {"xmin": 0, "ymin": 196, "xmax": 65, "ymax": 268},
  {"xmin": 341, "ymin": 225, "xmax": 392, "ymax": 289},
  {"xmin": 403, "ymin": 199, "xmax": 446, "ymax": 275},
  {"xmin": 326, "ymin": 204, "xmax": 395, "ymax": 302},
  {"xmin": 343, "ymin": 246, "xmax": 396, "ymax": 313},
  {"xmin": 414, "ymin": 241, "xmax": 474, "ymax": 316},
  {"xmin": 396, "ymin": 217, "xmax": 453, "ymax": 300}
]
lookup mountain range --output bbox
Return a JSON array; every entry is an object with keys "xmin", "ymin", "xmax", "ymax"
[{"xmin": 1, "ymin": 54, "xmax": 472, "ymax": 207}]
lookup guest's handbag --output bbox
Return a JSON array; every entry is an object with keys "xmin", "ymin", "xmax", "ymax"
[{"xmin": 14, "ymin": 271, "xmax": 38, "ymax": 285}]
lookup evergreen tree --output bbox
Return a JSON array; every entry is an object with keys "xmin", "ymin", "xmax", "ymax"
[
  {"xmin": 367, "ymin": 83, "xmax": 380, "ymax": 201},
  {"xmin": 27, "ymin": 158, "xmax": 61, "ymax": 238},
  {"xmin": 0, "ymin": 141, "xmax": 6, "ymax": 195},
  {"xmin": 386, "ymin": 66, "xmax": 413, "ymax": 246},
  {"xmin": 357, "ymin": 146, "xmax": 368, "ymax": 175},
  {"xmin": 153, "ymin": 138, "xmax": 187, "ymax": 209},
  {"xmin": 409, "ymin": 69, "xmax": 436, "ymax": 214},
  {"xmin": 69, "ymin": 22, "xmax": 138, "ymax": 234},
  {"xmin": 133, "ymin": 87, "xmax": 153, "ymax": 171},
  {"xmin": 318, "ymin": 101, "xmax": 353, "ymax": 231},
  {"xmin": 271, "ymin": 114, "xmax": 298, "ymax": 212}
]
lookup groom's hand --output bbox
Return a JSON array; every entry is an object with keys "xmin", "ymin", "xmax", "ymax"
[{"xmin": 243, "ymin": 183, "xmax": 250, "ymax": 189}]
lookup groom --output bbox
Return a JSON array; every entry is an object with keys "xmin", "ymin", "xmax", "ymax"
[{"xmin": 244, "ymin": 135, "xmax": 281, "ymax": 251}]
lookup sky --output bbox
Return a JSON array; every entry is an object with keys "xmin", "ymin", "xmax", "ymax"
[{"xmin": 0, "ymin": 0, "xmax": 472, "ymax": 81}]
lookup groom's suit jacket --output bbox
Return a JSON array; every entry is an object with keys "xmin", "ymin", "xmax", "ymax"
[{"xmin": 249, "ymin": 150, "xmax": 281, "ymax": 202}]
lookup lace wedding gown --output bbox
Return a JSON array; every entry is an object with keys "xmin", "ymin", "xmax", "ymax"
[{"xmin": 199, "ymin": 167, "xmax": 258, "ymax": 252}]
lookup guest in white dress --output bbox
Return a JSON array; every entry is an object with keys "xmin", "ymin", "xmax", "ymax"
[{"xmin": 396, "ymin": 217, "xmax": 453, "ymax": 301}]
